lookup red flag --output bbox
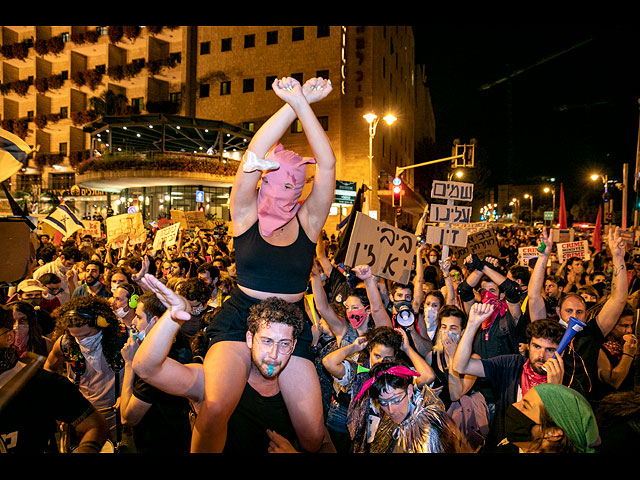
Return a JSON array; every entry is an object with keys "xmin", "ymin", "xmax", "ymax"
[
  {"xmin": 558, "ymin": 183, "xmax": 568, "ymax": 228},
  {"xmin": 593, "ymin": 205, "xmax": 602, "ymax": 252}
]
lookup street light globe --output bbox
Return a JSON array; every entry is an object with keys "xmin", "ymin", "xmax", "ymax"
[
  {"xmin": 363, "ymin": 113, "xmax": 377, "ymax": 124},
  {"xmin": 383, "ymin": 114, "xmax": 397, "ymax": 125},
  {"xmin": 524, "ymin": 194, "xmax": 530, "ymax": 199},
  {"xmin": 455, "ymin": 170, "xmax": 463, "ymax": 179},
  {"xmin": 590, "ymin": 174, "xmax": 600, "ymax": 181},
  {"xmin": 544, "ymin": 187, "xmax": 550, "ymax": 193}
]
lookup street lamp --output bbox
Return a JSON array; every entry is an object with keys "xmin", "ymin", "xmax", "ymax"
[
  {"xmin": 590, "ymin": 173, "xmax": 610, "ymax": 224},
  {"xmin": 364, "ymin": 112, "xmax": 397, "ymax": 215},
  {"xmin": 448, "ymin": 169, "xmax": 464, "ymax": 181},
  {"xmin": 510, "ymin": 197, "xmax": 520, "ymax": 223},
  {"xmin": 524, "ymin": 193, "xmax": 534, "ymax": 225},
  {"xmin": 543, "ymin": 186, "xmax": 556, "ymax": 223}
]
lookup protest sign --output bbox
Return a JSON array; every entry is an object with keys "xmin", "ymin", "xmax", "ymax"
[
  {"xmin": 450, "ymin": 227, "xmax": 500, "ymax": 260},
  {"xmin": 345, "ymin": 212, "xmax": 417, "ymax": 284},
  {"xmin": 153, "ymin": 222, "xmax": 181, "ymax": 250},
  {"xmin": 425, "ymin": 225, "xmax": 469, "ymax": 247},
  {"xmin": 105, "ymin": 212, "xmax": 145, "ymax": 247},
  {"xmin": 556, "ymin": 240, "xmax": 590, "ymax": 262},
  {"xmin": 518, "ymin": 246, "xmax": 539, "ymax": 266},
  {"xmin": 430, "ymin": 180, "xmax": 474, "ymax": 202},
  {"xmin": 551, "ymin": 228, "xmax": 574, "ymax": 244},
  {"xmin": 170, "ymin": 209, "xmax": 207, "ymax": 230},
  {"xmin": 81, "ymin": 220, "xmax": 102, "ymax": 239},
  {"xmin": 429, "ymin": 204, "xmax": 472, "ymax": 224}
]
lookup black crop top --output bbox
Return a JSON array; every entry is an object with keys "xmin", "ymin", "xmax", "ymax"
[{"xmin": 234, "ymin": 218, "xmax": 316, "ymax": 295}]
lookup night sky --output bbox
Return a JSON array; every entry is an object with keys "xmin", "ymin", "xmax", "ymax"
[{"xmin": 413, "ymin": 24, "xmax": 640, "ymax": 217}]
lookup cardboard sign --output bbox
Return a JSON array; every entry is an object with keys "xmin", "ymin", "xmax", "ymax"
[
  {"xmin": 171, "ymin": 209, "xmax": 207, "ymax": 230},
  {"xmin": 450, "ymin": 227, "xmax": 500, "ymax": 260},
  {"xmin": 81, "ymin": 220, "xmax": 102, "ymax": 239},
  {"xmin": 344, "ymin": 212, "xmax": 417, "ymax": 284},
  {"xmin": 619, "ymin": 229, "xmax": 635, "ymax": 247},
  {"xmin": 105, "ymin": 212, "xmax": 145, "ymax": 247},
  {"xmin": 430, "ymin": 180, "xmax": 474, "ymax": 202},
  {"xmin": 425, "ymin": 225, "xmax": 469, "ymax": 247},
  {"xmin": 153, "ymin": 222, "xmax": 181, "ymax": 250},
  {"xmin": 429, "ymin": 204, "xmax": 472, "ymax": 224},
  {"xmin": 557, "ymin": 240, "xmax": 591, "ymax": 262},
  {"xmin": 518, "ymin": 246, "xmax": 539, "ymax": 266},
  {"xmin": 551, "ymin": 228, "xmax": 574, "ymax": 244}
]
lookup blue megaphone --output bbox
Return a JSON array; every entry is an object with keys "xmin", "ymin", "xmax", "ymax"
[{"xmin": 555, "ymin": 316, "xmax": 586, "ymax": 357}]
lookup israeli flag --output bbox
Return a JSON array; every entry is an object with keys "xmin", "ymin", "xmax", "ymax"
[
  {"xmin": 0, "ymin": 128, "xmax": 32, "ymax": 183},
  {"xmin": 42, "ymin": 204, "xmax": 84, "ymax": 238}
]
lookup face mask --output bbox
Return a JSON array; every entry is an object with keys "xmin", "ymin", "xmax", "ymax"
[
  {"xmin": 191, "ymin": 304, "xmax": 204, "ymax": 316},
  {"xmin": 14, "ymin": 324, "xmax": 29, "ymax": 356},
  {"xmin": 445, "ymin": 330, "xmax": 461, "ymax": 344},
  {"xmin": 504, "ymin": 403, "xmax": 537, "ymax": 444},
  {"xmin": 347, "ymin": 306, "xmax": 369, "ymax": 329},
  {"xmin": 256, "ymin": 144, "xmax": 316, "ymax": 237},
  {"xmin": 23, "ymin": 297, "xmax": 41, "ymax": 307},
  {"xmin": 131, "ymin": 326, "xmax": 147, "ymax": 344},
  {"xmin": 429, "ymin": 256, "xmax": 438, "ymax": 264},
  {"xmin": 77, "ymin": 330, "xmax": 103, "ymax": 352},
  {"xmin": 115, "ymin": 306, "xmax": 129, "ymax": 319},
  {"xmin": 77, "ymin": 331, "xmax": 103, "ymax": 372}
]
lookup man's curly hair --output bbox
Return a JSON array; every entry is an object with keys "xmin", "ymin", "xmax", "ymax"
[
  {"xmin": 246, "ymin": 297, "xmax": 304, "ymax": 340},
  {"xmin": 52, "ymin": 296, "xmax": 125, "ymax": 371}
]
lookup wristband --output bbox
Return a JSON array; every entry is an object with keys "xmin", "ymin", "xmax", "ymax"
[{"xmin": 623, "ymin": 353, "xmax": 635, "ymax": 359}]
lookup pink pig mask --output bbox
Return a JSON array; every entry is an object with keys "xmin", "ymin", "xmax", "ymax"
[{"xmin": 257, "ymin": 144, "xmax": 316, "ymax": 237}]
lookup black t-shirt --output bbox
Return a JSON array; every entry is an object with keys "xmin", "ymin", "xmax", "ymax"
[
  {"xmin": 131, "ymin": 334, "xmax": 193, "ymax": 453},
  {"xmin": 0, "ymin": 366, "xmax": 95, "ymax": 453},
  {"xmin": 563, "ymin": 319, "xmax": 605, "ymax": 404},
  {"xmin": 224, "ymin": 382, "xmax": 297, "ymax": 454}
]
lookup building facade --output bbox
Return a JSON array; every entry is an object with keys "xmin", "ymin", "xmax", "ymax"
[{"xmin": 1, "ymin": 25, "xmax": 432, "ymax": 233}]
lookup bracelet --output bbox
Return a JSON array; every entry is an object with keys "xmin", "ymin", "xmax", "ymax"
[{"xmin": 623, "ymin": 353, "xmax": 635, "ymax": 359}]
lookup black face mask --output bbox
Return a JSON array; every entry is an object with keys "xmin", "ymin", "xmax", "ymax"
[{"xmin": 504, "ymin": 404, "xmax": 537, "ymax": 444}]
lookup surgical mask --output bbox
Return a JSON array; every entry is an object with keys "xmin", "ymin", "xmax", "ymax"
[
  {"xmin": 347, "ymin": 306, "xmax": 369, "ymax": 329},
  {"xmin": 14, "ymin": 324, "xmax": 29, "ymax": 356},
  {"xmin": 429, "ymin": 256, "xmax": 438, "ymax": 264},
  {"xmin": 115, "ymin": 306, "xmax": 129, "ymax": 318},
  {"xmin": 445, "ymin": 330, "xmax": 461, "ymax": 344},
  {"xmin": 504, "ymin": 404, "xmax": 537, "ymax": 444},
  {"xmin": 77, "ymin": 331, "xmax": 103, "ymax": 372},
  {"xmin": 131, "ymin": 326, "xmax": 147, "ymax": 344}
]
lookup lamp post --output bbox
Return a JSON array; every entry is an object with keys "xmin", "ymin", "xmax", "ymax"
[
  {"xmin": 524, "ymin": 193, "xmax": 534, "ymax": 225},
  {"xmin": 591, "ymin": 173, "xmax": 610, "ymax": 224},
  {"xmin": 509, "ymin": 197, "xmax": 520, "ymax": 224},
  {"xmin": 364, "ymin": 112, "xmax": 397, "ymax": 216},
  {"xmin": 543, "ymin": 186, "xmax": 556, "ymax": 223}
]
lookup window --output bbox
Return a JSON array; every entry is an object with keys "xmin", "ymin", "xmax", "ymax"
[
  {"xmin": 291, "ymin": 72, "xmax": 303, "ymax": 84},
  {"xmin": 95, "ymin": 65, "xmax": 105, "ymax": 74},
  {"xmin": 49, "ymin": 173, "xmax": 74, "ymax": 190},
  {"xmin": 97, "ymin": 26, "xmax": 107, "ymax": 36},
  {"xmin": 221, "ymin": 38, "xmax": 232, "ymax": 52},
  {"xmin": 169, "ymin": 92, "xmax": 182, "ymax": 104},
  {"xmin": 266, "ymin": 75, "xmax": 277, "ymax": 90},
  {"xmin": 199, "ymin": 83, "xmax": 210, "ymax": 98},
  {"xmin": 59, "ymin": 107, "xmax": 68, "ymax": 119},
  {"xmin": 317, "ymin": 26, "xmax": 330, "ymax": 38},
  {"xmin": 242, "ymin": 121, "xmax": 255, "ymax": 132},
  {"xmin": 27, "ymin": 111, "xmax": 34, "ymax": 121},
  {"xmin": 220, "ymin": 81, "xmax": 231, "ymax": 95},
  {"xmin": 61, "ymin": 70, "xmax": 69, "ymax": 80},
  {"xmin": 318, "ymin": 116, "xmax": 329, "ymax": 131},
  {"xmin": 200, "ymin": 41, "xmax": 210, "ymax": 55},
  {"xmin": 59, "ymin": 143, "xmax": 67, "ymax": 155},
  {"xmin": 292, "ymin": 27, "xmax": 304, "ymax": 42},
  {"xmin": 17, "ymin": 174, "xmax": 41, "ymax": 190},
  {"xmin": 170, "ymin": 52, "xmax": 181, "ymax": 64},
  {"xmin": 133, "ymin": 58, "xmax": 145, "ymax": 69},
  {"xmin": 244, "ymin": 34, "xmax": 255, "ymax": 48},
  {"xmin": 61, "ymin": 32, "xmax": 69, "ymax": 43},
  {"xmin": 266, "ymin": 30, "xmax": 278, "ymax": 45},
  {"xmin": 316, "ymin": 69, "xmax": 329, "ymax": 79},
  {"xmin": 131, "ymin": 98, "xmax": 144, "ymax": 112},
  {"xmin": 243, "ymin": 78, "xmax": 254, "ymax": 93}
]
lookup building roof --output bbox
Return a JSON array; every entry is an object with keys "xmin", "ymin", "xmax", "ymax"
[{"xmin": 83, "ymin": 114, "xmax": 253, "ymax": 156}]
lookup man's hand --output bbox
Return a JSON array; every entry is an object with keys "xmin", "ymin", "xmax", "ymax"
[
  {"xmin": 608, "ymin": 226, "xmax": 626, "ymax": 260},
  {"xmin": 623, "ymin": 334, "xmax": 638, "ymax": 358},
  {"xmin": 352, "ymin": 264, "xmax": 373, "ymax": 281},
  {"xmin": 468, "ymin": 302, "xmax": 495, "ymax": 328},
  {"xmin": 121, "ymin": 333, "xmax": 139, "ymax": 364},
  {"xmin": 267, "ymin": 429, "xmax": 299, "ymax": 453},
  {"xmin": 350, "ymin": 336, "xmax": 368, "ymax": 353},
  {"xmin": 543, "ymin": 354, "xmax": 564, "ymax": 385},
  {"xmin": 539, "ymin": 227, "xmax": 553, "ymax": 256},
  {"xmin": 137, "ymin": 274, "xmax": 191, "ymax": 323},
  {"xmin": 395, "ymin": 327, "xmax": 411, "ymax": 353}
]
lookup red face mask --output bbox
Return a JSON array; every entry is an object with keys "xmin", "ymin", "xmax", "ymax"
[{"xmin": 347, "ymin": 306, "xmax": 369, "ymax": 329}]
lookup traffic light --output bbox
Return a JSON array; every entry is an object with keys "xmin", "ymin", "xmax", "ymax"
[
  {"xmin": 392, "ymin": 177, "xmax": 402, "ymax": 207},
  {"xmin": 451, "ymin": 139, "xmax": 476, "ymax": 168},
  {"xmin": 197, "ymin": 203, "xmax": 204, "ymax": 212}
]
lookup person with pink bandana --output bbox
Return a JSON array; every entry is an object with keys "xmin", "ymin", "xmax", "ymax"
[{"xmin": 193, "ymin": 76, "xmax": 335, "ymax": 453}]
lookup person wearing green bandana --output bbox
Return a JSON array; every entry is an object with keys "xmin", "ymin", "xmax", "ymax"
[{"xmin": 504, "ymin": 382, "xmax": 599, "ymax": 453}]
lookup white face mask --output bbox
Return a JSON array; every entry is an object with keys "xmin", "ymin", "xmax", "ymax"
[
  {"xmin": 77, "ymin": 331, "xmax": 103, "ymax": 372},
  {"xmin": 115, "ymin": 306, "xmax": 129, "ymax": 318}
]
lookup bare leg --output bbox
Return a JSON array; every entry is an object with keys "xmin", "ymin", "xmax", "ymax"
[
  {"xmin": 190, "ymin": 340, "xmax": 251, "ymax": 452},
  {"xmin": 278, "ymin": 355, "xmax": 325, "ymax": 452}
]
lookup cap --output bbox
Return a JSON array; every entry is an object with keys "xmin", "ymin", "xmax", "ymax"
[{"xmin": 17, "ymin": 279, "xmax": 45, "ymax": 293}]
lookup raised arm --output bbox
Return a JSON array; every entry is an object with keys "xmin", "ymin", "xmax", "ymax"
[
  {"xmin": 452, "ymin": 302, "xmax": 495, "ymax": 377},
  {"xmin": 528, "ymin": 227, "xmax": 552, "ymax": 321},
  {"xmin": 596, "ymin": 227, "xmax": 628, "ymax": 336},
  {"xmin": 396, "ymin": 328, "xmax": 435, "ymax": 388},
  {"xmin": 310, "ymin": 261, "xmax": 347, "ymax": 340},
  {"xmin": 352, "ymin": 265, "xmax": 392, "ymax": 327},
  {"xmin": 322, "ymin": 336, "xmax": 368, "ymax": 381}
]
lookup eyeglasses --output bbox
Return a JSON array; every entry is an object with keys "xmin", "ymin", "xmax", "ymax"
[
  {"xmin": 377, "ymin": 391, "xmax": 407, "ymax": 408},
  {"xmin": 257, "ymin": 336, "xmax": 294, "ymax": 355}
]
